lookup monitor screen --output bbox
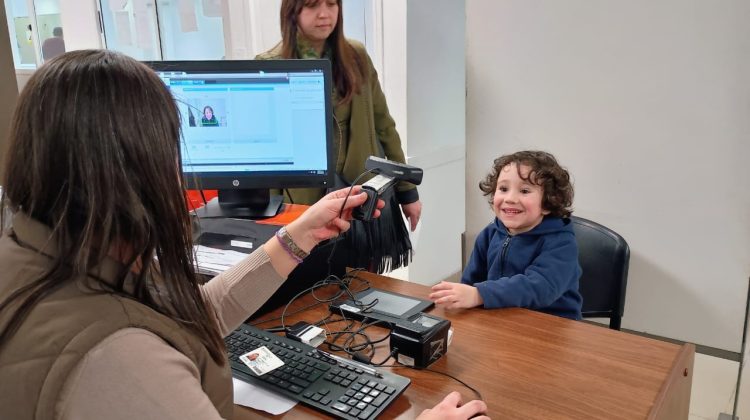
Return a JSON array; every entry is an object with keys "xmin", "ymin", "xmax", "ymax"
[{"xmin": 146, "ymin": 59, "xmax": 334, "ymax": 218}]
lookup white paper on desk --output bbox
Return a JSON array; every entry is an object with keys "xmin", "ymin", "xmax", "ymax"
[
  {"xmin": 193, "ymin": 245, "xmax": 248, "ymax": 275},
  {"xmin": 232, "ymin": 378, "xmax": 297, "ymax": 415}
]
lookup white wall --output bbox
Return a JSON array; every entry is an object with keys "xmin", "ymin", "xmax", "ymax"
[
  {"xmin": 466, "ymin": 0, "xmax": 750, "ymax": 352},
  {"xmin": 380, "ymin": 0, "xmax": 406, "ymax": 140},
  {"xmin": 402, "ymin": 0, "xmax": 465, "ymax": 285}
]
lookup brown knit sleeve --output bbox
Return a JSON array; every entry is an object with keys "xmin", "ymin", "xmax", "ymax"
[{"xmin": 200, "ymin": 246, "xmax": 287, "ymax": 337}]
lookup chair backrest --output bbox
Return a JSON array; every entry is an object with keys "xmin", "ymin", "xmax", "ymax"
[{"xmin": 570, "ymin": 216, "xmax": 630, "ymax": 330}]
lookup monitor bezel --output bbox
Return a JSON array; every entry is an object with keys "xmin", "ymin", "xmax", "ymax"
[{"xmin": 145, "ymin": 59, "xmax": 335, "ymax": 191}]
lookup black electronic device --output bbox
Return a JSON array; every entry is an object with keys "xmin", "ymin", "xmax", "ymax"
[
  {"xmin": 365, "ymin": 156, "xmax": 423, "ymax": 185},
  {"xmin": 351, "ymin": 174, "xmax": 397, "ymax": 221},
  {"xmin": 145, "ymin": 59, "xmax": 335, "ymax": 218},
  {"xmin": 390, "ymin": 312, "xmax": 451, "ymax": 368},
  {"xmin": 353, "ymin": 157, "xmax": 423, "ymax": 221},
  {"xmin": 226, "ymin": 324, "xmax": 410, "ymax": 419},
  {"xmin": 329, "ymin": 288, "xmax": 434, "ymax": 323}
]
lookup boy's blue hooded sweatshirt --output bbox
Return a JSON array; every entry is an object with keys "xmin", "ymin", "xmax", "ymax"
[{"xmin": 462, "ymin": 217, "xmax": 582, "ymax": 320}]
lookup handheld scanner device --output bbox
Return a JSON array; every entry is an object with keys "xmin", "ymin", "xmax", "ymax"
[{"xmin": 352, "ymin": 157, "xmax": 424, "ymax": 221}]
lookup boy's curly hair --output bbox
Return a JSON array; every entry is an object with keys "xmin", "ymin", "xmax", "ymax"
[{"xmin": 479, "ymin": 150, "xmax": 574, "ymax": 218}]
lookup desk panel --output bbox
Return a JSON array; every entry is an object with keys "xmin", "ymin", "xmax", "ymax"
[{"xmin": 235, "ymin": 271, "xmax": 693, "ymax": 419}]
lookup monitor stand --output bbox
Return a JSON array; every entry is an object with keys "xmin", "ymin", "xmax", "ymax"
[{"xmin": 192, "ymin": 189, "xmax": 284, "ymax": 219}]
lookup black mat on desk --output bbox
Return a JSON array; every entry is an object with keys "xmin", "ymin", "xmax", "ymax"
[
  {"xmin": 192, "ymin": 217, "xmax": 352, "ymax": 320},
  {"xmin": 194, "ymin": 217, "xmax": 279, "ymax": 248}
]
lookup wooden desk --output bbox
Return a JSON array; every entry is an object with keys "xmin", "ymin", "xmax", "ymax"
[{"xmin": 235, "ymin": 271, "xmax": 694, "ymax": 419}]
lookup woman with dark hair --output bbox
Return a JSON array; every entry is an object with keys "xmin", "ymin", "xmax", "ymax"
[
  {"xmin": 257, "ymin": 0, "xmax": 422, "ymax": 231},
  {"xmin": 0, "ymin": 49, "xmax": 379, "ymax": 419},
  {"xmin": 202, "ymin": 105, "xmax": 219, "ymax": 126}
]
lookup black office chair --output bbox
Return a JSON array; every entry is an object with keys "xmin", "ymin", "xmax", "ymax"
[{"xmin": 570, "ymin": 216, "xmax": 630, "ymax": 330}]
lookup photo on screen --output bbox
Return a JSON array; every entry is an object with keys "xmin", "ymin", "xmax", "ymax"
[{"xmin": 185, "ymin": 98, "xmax": 227, "ymax": 128}]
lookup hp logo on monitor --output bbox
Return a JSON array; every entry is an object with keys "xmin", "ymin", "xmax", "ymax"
[{"xmin": 232, "ymin": 180, "xmax": 240, "ymax": 187}]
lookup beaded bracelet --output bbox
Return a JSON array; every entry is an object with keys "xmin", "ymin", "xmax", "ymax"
[{"xmin": 275, "ymin": 226, "xmax": 308, "ymax": 263}]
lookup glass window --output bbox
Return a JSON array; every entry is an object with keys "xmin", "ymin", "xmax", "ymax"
[
  {"xmin": 155, "ymin": 0, "xmax": 226, "ymax": 60},
  {"xmin": 96, "ymin": 0, "xmax": 372, "ymax": 63},
  {"xmin": 34, "ymin": 0, "xmax": 65, "ymax": 62},
  {"xmin": 4, "ymin": 0, "xmax": 36, "ymax": 68},
  {"xmin": 99, "ymin": 0, "xmax": 226, "ymax": 61},
  {"xmin": 4, "ymin": 0, "xmax": 67, "ymax": 68},
  {"xmin": 99, "ymin": 0, "xmax": 161, "ymax": 60}
]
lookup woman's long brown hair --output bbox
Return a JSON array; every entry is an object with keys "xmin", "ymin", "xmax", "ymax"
[
  {"xmin": 279, "ymin": 0, "xmax": 367, "ymax": 104},
  {"xmin": 0, "ymin": 50, "xmax": 225, "ymax": 363}
]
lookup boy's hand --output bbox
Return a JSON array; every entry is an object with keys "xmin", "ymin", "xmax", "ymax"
[{"xmin": 429, "ymin": 282, "xmax": 484, "ymax": 309}]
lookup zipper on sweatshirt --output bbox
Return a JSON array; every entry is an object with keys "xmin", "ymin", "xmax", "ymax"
[{"xmin": 499, "ymin": 236, "xmax": 512, "ymax": 276}]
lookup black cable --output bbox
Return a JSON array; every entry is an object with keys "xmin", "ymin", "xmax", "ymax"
[
  {"xmin": 379, "ymin": 364, "xmax": 483, "ymax": 401},
  {"xmin": 283, "ymin": 189, "xmax": 295, "ymax": 204},
  {"xmin": 369, "ymin": 347, "xmax": 399, "ymax": 366},
  {"xmin": 251, "ymin": 270, "xmax": 372, "ymax": 331}
]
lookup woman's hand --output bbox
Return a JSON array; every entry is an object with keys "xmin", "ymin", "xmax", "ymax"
[
  {"xmin": 401, "ymin": 200, "xmax": 422, "ymax": 231},
  {"xmin": 416, "ymin": 392, "xmax": 490, "ymax": 420},
  {"xmin": 285, "ymin": 186, "xmax": 384, "ymax": 252},
  {"xmin": 429, "ymin": 282, "xmax": 484, "ymax": 309}
]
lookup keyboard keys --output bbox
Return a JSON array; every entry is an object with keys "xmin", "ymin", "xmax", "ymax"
[
  {"xmin": 332, "ymin": 402, "xmax": 350, "ymax": 413},
  {"xmin": 289, "ymin": 377, "xmax": 310, "ymax": 388},
  {"xmin": 359, "ymin": 406, "xmax": 376, "ymax": 419},
  {"xmin": 226, "ymin": 325, "xmax": 408, "ymax": 420},
  {"xmin": 372, "ymin": 394, "xmax": 388, "ymax": 407}
]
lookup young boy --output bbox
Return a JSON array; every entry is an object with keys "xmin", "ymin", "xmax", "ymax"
[{"xmin": 429, "ymin": 151, "xmax": 582, "ymax": 320}]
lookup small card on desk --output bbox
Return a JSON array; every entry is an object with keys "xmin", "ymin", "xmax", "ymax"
[{"xmin": 239, "ymin": 346, "xmax": 285, "ymax": 376}]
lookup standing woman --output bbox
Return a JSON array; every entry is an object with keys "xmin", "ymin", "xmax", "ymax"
[{"xmin": 257, "ymin": 0, "xmax": 422, "ymax": 232}]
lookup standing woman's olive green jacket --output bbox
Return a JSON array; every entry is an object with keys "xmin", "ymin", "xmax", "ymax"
[{"xmin": 256, "ymin": 39, "xmax": 419, "ymax": 206}]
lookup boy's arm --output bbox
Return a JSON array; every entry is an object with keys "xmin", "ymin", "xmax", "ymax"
[{"xmin": 473, "ymin": 234, "xmax": 579, "ymax": 309}]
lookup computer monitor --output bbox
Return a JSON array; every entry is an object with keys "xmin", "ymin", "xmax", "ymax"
[{"xmin": 146, "ymin": 59, "xmax": 334, "ymax": 218}]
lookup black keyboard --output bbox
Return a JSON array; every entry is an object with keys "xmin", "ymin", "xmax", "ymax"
[{"xmin": 226, "ymin": 324, "xmax": 410, "ymax": 419}]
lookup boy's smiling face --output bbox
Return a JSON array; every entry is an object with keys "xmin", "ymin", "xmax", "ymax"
[{"xmin": 493, "ymin": 162, "xmax": 549, "ymax": 235}]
